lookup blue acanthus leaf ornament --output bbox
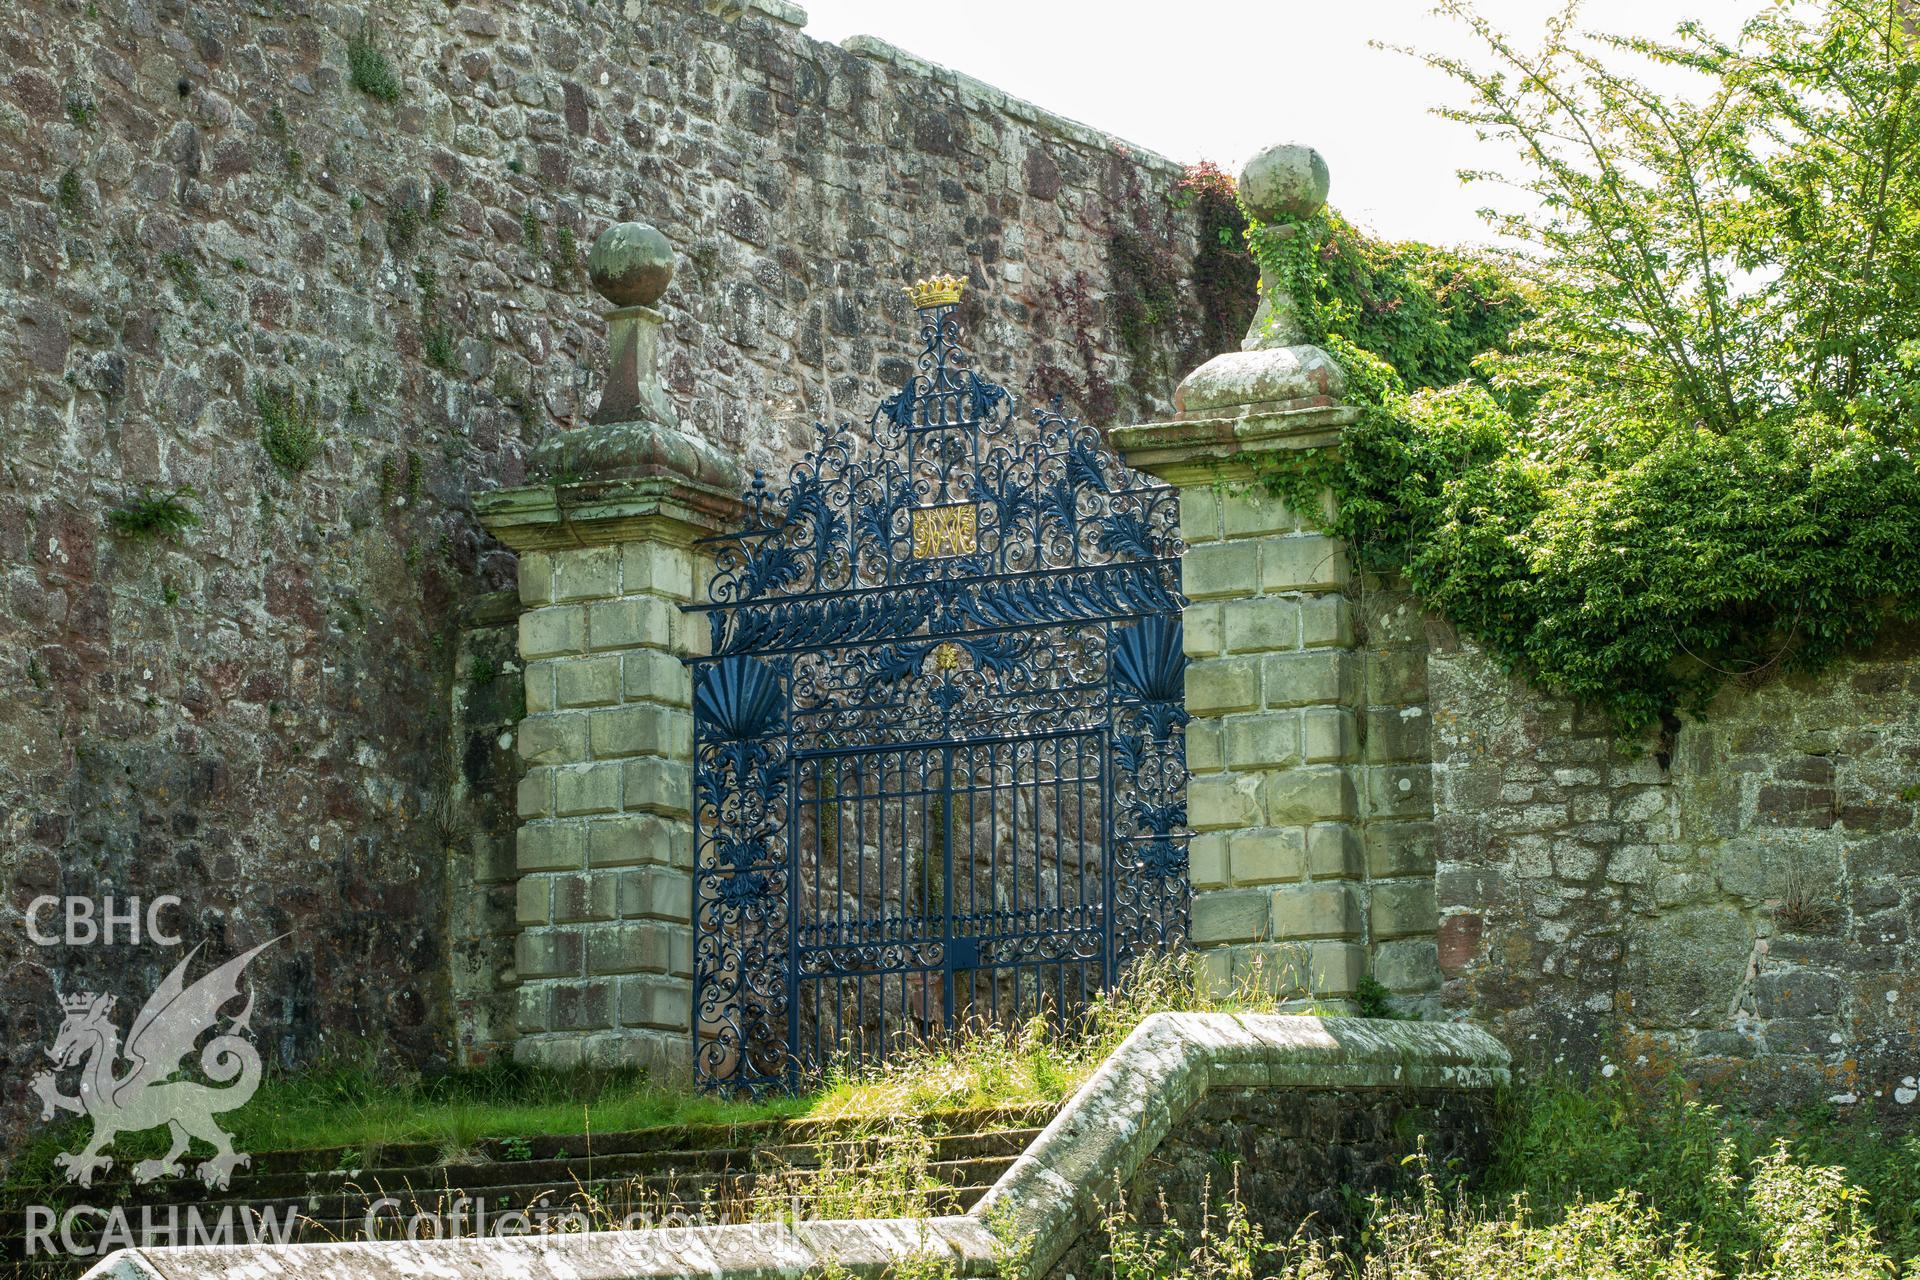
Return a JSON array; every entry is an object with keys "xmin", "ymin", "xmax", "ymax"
[
  {"xmin": 1096, "ymin": 511, "xmax": 1158, "ymax": 561},
  {"xmin": 1138, "ymin": 839, "xmax": 1187, "ymax": 879}
]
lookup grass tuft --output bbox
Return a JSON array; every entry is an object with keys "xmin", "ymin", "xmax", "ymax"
[{"xmin": 806, "ymin": 952, "xmax": 1290, "ymax": 1122}]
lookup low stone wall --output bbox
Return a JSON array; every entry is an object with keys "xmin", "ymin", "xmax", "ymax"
[
  {"xmin": 81, "ymin": 1014, "xmax": 1510, "ymax": 1280},
  {"xmin": 1431, "ymin": 622, "xmax": 1920, "ymax": 1116}
]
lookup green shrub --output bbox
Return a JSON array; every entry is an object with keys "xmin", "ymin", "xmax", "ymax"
[
  {"xmin": 1246, "ymin": 0, "xmax": 1920, "ymax": 741},
  {"xmin": 1486, "ymin": 1077, "xmax": 1920, "ymax": 1273}
]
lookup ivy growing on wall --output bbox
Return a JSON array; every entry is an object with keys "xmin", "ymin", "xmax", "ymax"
[
  {"xmin": 1248, "ymin": 0, "xmax": 1920, "ymax": 740},
  {"xmin": 1173, "ymin": 162, "xmax": 1259, "ymax": 359},
  {"xmin": 1084, "ymin": 164, "xmax": 1262, "ymax": 423}
]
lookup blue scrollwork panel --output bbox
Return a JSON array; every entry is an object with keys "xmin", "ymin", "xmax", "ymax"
[
  {"xmin": 1109, "ymin": 616, "xmax": 1192, "ymax": 970},
  {"xmin": 690, "ymin": 654, "xmax": 792, "ymax": 1093}
]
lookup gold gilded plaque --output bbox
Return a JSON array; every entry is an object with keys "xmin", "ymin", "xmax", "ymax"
[{"xmin": 910, "ymin": 503, "xmax": 978, "ymax": 559}]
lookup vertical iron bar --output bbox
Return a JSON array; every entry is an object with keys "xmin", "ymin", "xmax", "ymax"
[
  {"xmin": 940, "ymin": 743, "xmax": 956, "ymax": 1031},
  {"xmin": 785, "ymin": 719, "xmax": 800, "ymax": 1091}
]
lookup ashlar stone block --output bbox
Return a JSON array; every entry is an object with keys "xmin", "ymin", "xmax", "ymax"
[
  {"xmin": 1222, "ymin": 599, "xmax": 1300, "ymax": 654},
  {"xmin": 554, "ymin": 761, "xmax": 623, "ymax": 815},
  {"xmin": 1262, "ymin": 650, "xmax": 1354, "ymax": 709},
  {"xmin": 1270, "ymin": 883, "xmax": 1362, "ymax": 940},
  {"xmin": 586, "ymin": 596, "xmax": 676, "ymax": 653},
  {"xmin": 1189, "ymin": 773, "xmax": 1261, "ymax": 832},
  {"xmin": 1186, "ymin": 657, "xmax": 1261, "ymax": 716},
  {"xmin": 520, "ymin": 605, "xmax": 587, "ymax": 659},
  {"xmin": 517, "ymin": 822, "xmax": 587, "ymax": 872},
  {"xmin": 1228, "ymin": 828, "xmax": 1306, "ymax": 885},
  {"xmin": 1262, "ymin": 766, "xmax": 1356, "ymax": 824},
  {"xmin": 1371, "ymin": 881, "xmax": 1440, "ymax": 940},
  {"xmin": 1190, "ymin": 889, "xmax": 1272, "ymax": 945},
  {"xmin": 550, "ymin": 546, "xmax": 623, "ymax": 602},
  {"xmin": 1261, "ymin": 535, "xmax": 1348, "ymax": 592},
  {"xmin": 1225, "ymin": 712, "xmax": 1300, "ymax": 771},
  {"xmin": 556, "ymin": 656, "xmax": 622, "ymax": 708},
  {"xmin": 1183, "ymin": 541, "xmax": 1259, "ymax": 601}
]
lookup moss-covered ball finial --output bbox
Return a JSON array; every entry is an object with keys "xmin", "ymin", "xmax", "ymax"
[
  {"xmin": 588, "ymin": 222, "xmax": 675, "ymax": 308},
  {"xmin": 1239, "ymin": 143, "xmax": 1330, "ymax": 222}
]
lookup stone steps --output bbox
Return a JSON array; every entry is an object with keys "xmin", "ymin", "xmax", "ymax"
[{"xmin": 0, "ymin": 1106, "xmax": 1051, "ymax": 1276}]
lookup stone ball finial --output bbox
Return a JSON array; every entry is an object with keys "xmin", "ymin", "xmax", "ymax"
[
  {"xmin": 1238, "ymin": 143, "xmax": 1330, "ymax": 222},
  {"xmin": 588, "ymin": 222, "xmax": 675, "ymax": 308}
]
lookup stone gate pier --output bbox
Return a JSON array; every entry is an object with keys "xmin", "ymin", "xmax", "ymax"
[
  {"xmin": 474, "ymin": 226, "xmax": 742, "ymax": 1076},
  {"xmin": 1116, "ymin": 145, "xmax": 1440, "ymax": 1010}
]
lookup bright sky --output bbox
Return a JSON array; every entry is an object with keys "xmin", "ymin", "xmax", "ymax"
[{"xmin": 798, "ymin": 0, "xmax": 1758, "ymax": 248}]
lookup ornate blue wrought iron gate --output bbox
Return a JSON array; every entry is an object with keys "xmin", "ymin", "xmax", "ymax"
[{"xmin": 686, "ymin": 284, "xmax": 1189, "ymax": 1093}]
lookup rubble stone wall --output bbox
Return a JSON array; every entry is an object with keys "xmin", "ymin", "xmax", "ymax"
[
  {"xmin": 0, "ymin": 0, "xmax": 1207, "ymax": 1151},
  {"xmin": 1430, "ymin": 621, "xmax": 1920, "ymax": 1117}
]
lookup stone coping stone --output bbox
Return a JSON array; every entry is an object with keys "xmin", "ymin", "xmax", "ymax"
[
  {"xmin": 83, "ymin": 1015, "xmax": 1508, "ymax": 1280},
  {"xmin": 839, "ymin": 35, "xmax": 1181, "ymax": 168}
]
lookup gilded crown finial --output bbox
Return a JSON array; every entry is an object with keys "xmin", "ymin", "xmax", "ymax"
[{"xmin": 903, "ymin": 273, "xmax": 967, "ymax": 310}]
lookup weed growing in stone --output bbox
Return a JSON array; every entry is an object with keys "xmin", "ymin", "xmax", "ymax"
[
  {"xmin": 386, "ymin": 201, "xmax": 424, "ymax": 254},
  {"xmin": 422, "ymin": 323, "xmax": 458, "ymax": 374},
  {"xmin": 492, "ymin": 368, "xmax": 540, "ymax": 430},
  {"xmin": 256, "ymin": 383, "xmax": 324, "ymax": 473},
  {"xmin": 64, "ymin": 91, "xmax": 97, "ymax": 128},
  {"xmin": 1352, "ymin": 975, "xmax": 1406, "ymax": 1020},
  {"xmin": 55, "ymin": 168, "xmax": 83, "ymax": 218},
  {"xmin": 106, "ymin": 486, "xmax": 200, "ymax": 540},
  {"xmin": 347, "ymin": 25, "xmax": 402, "ymax": 104},
  {"xmin": 266, "ymin": 104, "xmax": 303, "ymax": 181},
  {"xmin": 159, "ymin": 251, "xmax": 200, "ymax": 302},
  {"xmin": 521, "ymin": 206, "xmax": 544, "ymax": 256}
]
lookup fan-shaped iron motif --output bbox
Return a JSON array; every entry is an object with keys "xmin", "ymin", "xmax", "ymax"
[
  {"xmin": 685, "ymin": 294, "xmax": 1189, "ymax": 1095},
  {"xmin": 693, "ymin": 655, "xmax": 784, "ymax": 741},
  {"xmin": 1112, "ymin": 616, "xmax": 1188, "ymax": 704}
]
